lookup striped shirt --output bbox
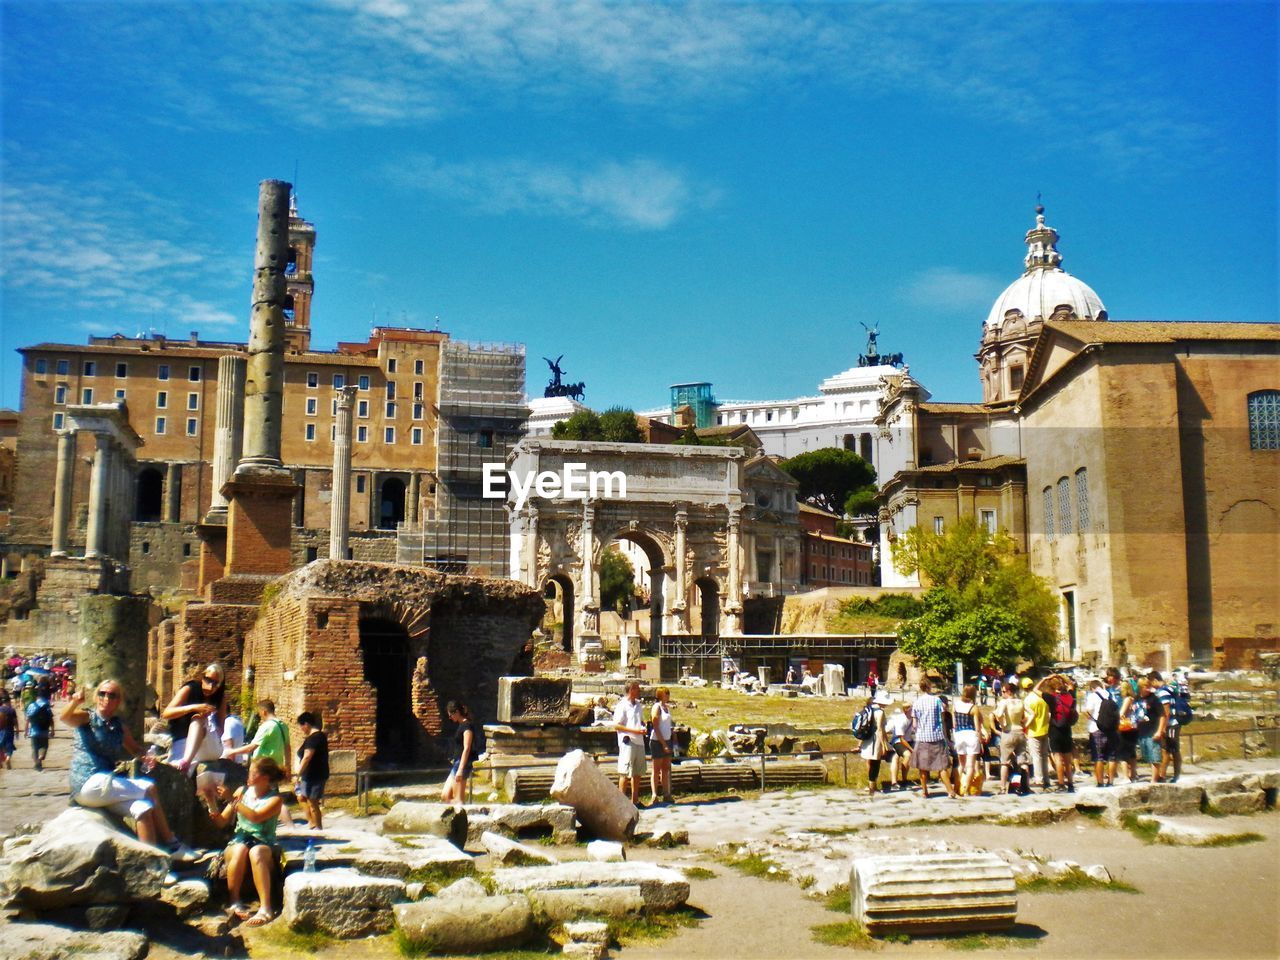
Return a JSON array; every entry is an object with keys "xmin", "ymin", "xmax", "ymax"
[{"xmin": 912, "ymin": 693, "xmax": 945, "ymax": 743}]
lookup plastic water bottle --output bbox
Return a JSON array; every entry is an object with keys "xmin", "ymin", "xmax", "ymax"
[{"xmin": 303, "ymin": 839, "xmax": 317, "ymax": 873}]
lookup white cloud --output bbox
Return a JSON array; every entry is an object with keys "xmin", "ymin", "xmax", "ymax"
[
  {"xmin": 390, "ymin": 155, "xmax": 703, "ymax": 229},
  {"xmin": 904, "ymin": 267, "xmax": 1005, "ymax": 311}
]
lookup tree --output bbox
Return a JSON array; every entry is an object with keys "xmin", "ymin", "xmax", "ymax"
[
  {"xmin": 892, "ymin": 518, "xmax": 1059, "ymax": 673},
  {"xmin": 598, "ymin": 547, "xmax": 636, "ymax": 614},
  {"xmin": 551, "ymin": 409, "xmax": 603, "ymax": 441},
  {"xmin": 598, "ymin": 407, "xmax": 643, "ymax": 444},
  {"xmin": 673, "ymin": 424, "xmax": 702, "ymax": 445},
  {"xmin": 843, "ymin": 484, "xmax": 879, "ymax": 517},
  {"xmin": 779, "ymin": 447, "xmax": 876, "ymax": 514}
]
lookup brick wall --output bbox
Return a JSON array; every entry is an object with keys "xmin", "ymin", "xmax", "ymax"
[{"xmin": 225, "ymin": 481, "xmax": 296, "ymax": 576}]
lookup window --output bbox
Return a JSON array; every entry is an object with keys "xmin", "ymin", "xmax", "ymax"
[
  {"xmin": 413, "ymin": 403, "xmax": 424, "ymax": 420},
  {"xmin": 52, "ymin": 412, "xmax": 64, "ymax": 430},
  {"xmin": 156, "ymin": 417, "xmax": 167, "ymax": 435},
  {"xmin": 83, "ymin": 361, "xmax": 96, "ymax": 377},
  {"xmin": 157, "ymin": 391, "xmax": 168, "ymax": 409},
  {"xmin": 331, "ymin": 399, "xmax": 337, "ymax": 416},
  {"xmin": 333, "ymin": 373, "xmax": 345, "ymax": 389},
  {"xmin": 384, "ymin": 426, "xmax": 395, "ymax": 444},
  {"xmin": 188, "ymin": 365, "xmax": 201, "ymax": 382},
  {"xmin": 81, "ymin": 388, "xmax": 93, "ymax": 404},
  {"xmin": 306, "ymin": 397, "xmax": 318, "ymax": 415},
  {"xmin": 54, "ymin": 385, "xmax": 67, "ymax": 404},
  {"xmin": 357, "ymin": 400, "xmax": 369, "ymax": 418},
  {"xmin": 478, "ymin": 430, "xmax": 493, "ymax": 449},
  {"xmin": 385, "ymin": 402, "xmax": 396, "ymax": 418},
  {"xmin": 186, "ymin": 418, "xmax": 198, "ymax": 436},
  {"xmin": 356, "ymin": 475, "xmax": 366, "ymax": 494},
  {"xmin": 385, "ymin": 381, "xmax": 396, "ymax": 399},
  {"xmin": 1075, "ymin": 469, "xmax": 1090, "ymax": 532},
  {"xmin": 141, "ymin": 542, "xmax": 150, "ymax": 555},
  {"xmin": 412, "ymin": 427, "xmax": 423, "ymax": 445},
  {"xmin": 56, "ymin": 359, "xmax": 69, "ymax": 376},
  {"xmin": 357, "ymin": 425, "xmax": 368, "ymax": 442},
  {"xmin": 34, "ymin": 358, "xmax": 47, "ymax": 375},
  {"xmin": 387, "ymin": 358, "xmax": 397, "ymax": 373},
  {"xmin": 187, "ymin": 393, "xmax": 198, "ymax": 410},
  {"xmin": 1009, "ymin": 365, "xmax": 1025, "ymax": 391},
  {"xmin": 330, "ymin": 424, "xmax": 336, "ymax": 442},
  {"xmin": 115, "ymin": 389, "xmax": 126, "ymax": 400},
  {"xmin": 305, "ymin": 423, "xmax": 316, "ymax": 441},
  {"xmin": 413, "ymin": 382, "xmax": 423, "ymax": 399},
  {"xmin": 358, "ymin": 375, "xmax": 370, "ymax": 390},
  {"xmin": 157, "ymin": 364, "xmax": 170, "ymax": 381},
  {"xmin": 1247, "ymin": 390, "xmax": 1280, "ymax": 450},
  {"xmin": 414, "ymin": 358, "xmax": 424, "ymax": 375},
  {"xmin": 1043, "ymin": 486, "xmax": 1055, "ymax": 541},
  {"xmin": 980, "ymin": 509, "xmax": 997, "ymax": 533},
  {"xmin": 115, "ymin": 362, "xmax": 127, "ymax": 378},
  {"xmin": 933, "ymin": 516, "xmax": 944, "ymax": 535},
  {"xmin": 306, "ymin": 371, "xmax": 319, "ymax": 388},
  {"xmin": 766, "ymin": 410, "xmax": 773, "ymax": 422},
  {"xmin": 1057, "ymin": 476, "xmax": 1071, "ymax": 534},
  {"xmin": 978, "ymin": 475, "xmax": 995, "ymax": 487},
  {"xmin": 183, "ymin": 543, "xmax": 192, "ymax": 558}
]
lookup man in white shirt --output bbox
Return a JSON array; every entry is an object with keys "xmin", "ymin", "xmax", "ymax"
[
  {"xmin": 1083, "ymin": 679, "xmax": 1117, "ymax": 788},
  {"xmin": 612, "ymin": 681, "xmax": 647, "ymax": 806},
  {"xmin": 221, "ymin": 713, "xmax": 248, "ymax": 766}
]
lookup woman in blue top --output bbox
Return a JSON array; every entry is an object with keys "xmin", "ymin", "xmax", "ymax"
[{"xmin": 61, "ymin": 679, "xmax": 194, "ymax": 860}]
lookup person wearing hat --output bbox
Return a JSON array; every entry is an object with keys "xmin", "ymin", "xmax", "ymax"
[
  {"xmin": 1021, "ymin": 675, "xmax": 1053, "ymax": 792},
  {"xmin": 861, "ymin": 690, "xmax": 892, "ymax": 795}
]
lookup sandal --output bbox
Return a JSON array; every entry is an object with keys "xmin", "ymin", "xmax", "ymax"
[
  {"xmin": 226, "ymin": 902, "xmax": 251, "ymax": 920},
  {"xmin": 242, "ymin": 910, "xmax": 273, "ymax": 928}
]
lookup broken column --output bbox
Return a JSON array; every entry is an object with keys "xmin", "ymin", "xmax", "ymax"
[
  {"xmin": 850, "ymin": 853, "xmax": 1016, "ymax": 936},
  {"xmin": 78, "ymin": 594, "xmax": 151, "ymax": 739},
  {"xmin": 550, "ymin": 749, "xmax": 638, "ymax": 842},
  {"xmin": 329, "ymin": 385, "xmax": 357, "ymax": 560},
  {"xmin": 50, "ymin": 430, "xmax": 76, "ymax": 557}
]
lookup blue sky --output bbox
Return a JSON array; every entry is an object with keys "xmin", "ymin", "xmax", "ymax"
[{"xmin": 2, "ymin": 1, "xmax": 1276, "ymax": 414}]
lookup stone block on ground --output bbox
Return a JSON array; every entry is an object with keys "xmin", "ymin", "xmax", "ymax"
[
  {"xmin": 379, "ymin": 802, "xmax": 469, "ymax": 848},
  {"xmin": 463, "ymin": 802, "xmax": 578, "ymax": 846},
  {"xmin": 850, "ymin": 853, "xmax": 1016, "ymax": 937},
  {"xmin": 562, "ymin": 942, "xmax": 607, "ymax": 960},
  {"xmin": 160, "ymin": 878, "xmax": 211, "ymax": 918},
  {"xmin": 587, "ymin": 840, "xmax": 625, "ymax": 862},
  {"xmin": 1206, "ymin": 790, "xmax": 1266, "ymax": 815},
  {"xmin": 493, "ymin": 861, "xmax": 689, "ymax": 911},
  {"xmin": 1135, "ymin": 815, "xmax": 1262, "ymax": 846},
  {"xmin": 6, "ymin": 807, "xmax": 170, "ymax": 909},
  {"xmin": 1078, "ymin": 781, "xmax": 1204, "ymax": 824},
  {"xmin": 1084, "ymin": 865, "xmax": 1112, "ymax": 883},
  {"xmin": 482, "ymin": 831, "xmax": 558, "ymax": 866},
  {"xmin": 393, "ymin": 894, "xmax": 534, "ymax": 954},
  {"xmin": 564, "ymin": 919, "xmax": 611, "ymax": 944},
  {"xmin": 354, "ymin": 837, "xmax": 475, "ymax": 880},
  {"xmin": 498, "ymin": 676, "xmax": 572, "ymax": 724},
  {"xmin": 436, "ymin": 876, "xmax": 489, "ymax": 900},
  {"xmin": 533, "ymin": 885, "xmax": 647, "ymax": 922},
  {"xmin": 283, "ymin": 868, "xmax": 405, "ymax": 938},
  {"xmin": 0, "ymin": 921, "xmax": 148, "ymax": 960},
  {"xmin": 550, "ymin": 750, "xmax": 638, "ymax": 842}
]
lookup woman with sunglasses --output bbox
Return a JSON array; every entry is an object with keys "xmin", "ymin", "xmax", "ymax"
[
  {"xmin": 161, "ymin": 663, "xmax": 227, "ymax": 774},
  {"xmin": 61, "ymin": 680, "xmax": 195, "ymax": 860}
]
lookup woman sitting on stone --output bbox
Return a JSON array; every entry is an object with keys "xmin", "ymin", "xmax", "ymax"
[
  {"xmin": 161, "ymin": 663, "xmax": 226, "ymax": 774},
  {"xmin": 202, "ymin": 756, "xmax": 286, "ymax": 928},
  {"xmin": 61, "ymin": 679, "xmax": 195, "ymax": 861}
]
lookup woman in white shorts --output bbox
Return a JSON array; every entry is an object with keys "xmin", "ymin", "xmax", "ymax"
[
  {"xmin": 951, "ymin": 685, "xmax": 985, "ymax": 797},
  {"xmin": 61, "ymin": 679, "xmax": 195, "ymax": 860}
]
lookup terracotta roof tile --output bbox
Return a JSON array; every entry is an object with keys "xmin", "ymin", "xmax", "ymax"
[{"xmin": 1045, "ymin": 320, "xmax": 1280, "ymax": 344}]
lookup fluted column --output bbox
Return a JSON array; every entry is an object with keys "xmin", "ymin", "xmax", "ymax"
[
  {"xmin": 84, "ymin": 433, "xmax": 112, "ymax": 558},
  {"xmin": 672, "ymin": 506, "xmax": 689, "ymax": 633},
  {"xmin": 577, "ymin": 502, "xmax": 599, "ymax": 647},
  {"xmin": 724, "ymin": 504, "xmax": 743, "ymax": 635},
  {"xmin": 329, "ymin": 386, "xmax": 358, "ymax": 560},
  {"xmin": 207, "ymin": 355, "xmax": 246, "ymax": 520},
  {"xmin": 522, "ymin": 506, "xmax": 539, "ymax": 585},
  {"xmin": 50, "ymin": 430, "xmax": 76, "ymax": 556}
]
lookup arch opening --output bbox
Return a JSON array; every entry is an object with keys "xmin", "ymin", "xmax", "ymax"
[
  {"xmin": 695, "ymin": 577, "xmax": 720, "ymax": 637},
  {"xmin": 606, "ymin": 530, "xmax": 666, "ymax": 654},
  {"xmin": 135, "ymin": 467, "xmax": 163, "ymax": 522},
  {"xmin": 359, "ymin": 616, "xmax": 417, "ymax": 763},
  {"xmin": 378, "ymin": 476, "xmax": 406, "ymax": 530},
  {"xmin": 543, "ymin": 574, "xmax": 574, "ymax": 653}
]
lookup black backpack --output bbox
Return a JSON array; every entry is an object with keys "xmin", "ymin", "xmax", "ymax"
[
  {"xmin": 851, "ymin": 704, "xmax": 877, "ymax": 741},
  {"xmin": 31, "ymin": 701, "xmax": 53, "ymax": 730},
  {"xmin": 1095, "ymin": 692, "xmax": 1120, "ymax": 733}
]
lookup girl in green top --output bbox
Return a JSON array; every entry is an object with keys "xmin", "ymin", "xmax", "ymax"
[{"xmin": 203, "ymin": 756, "xmax": 285, "ymax": 927}]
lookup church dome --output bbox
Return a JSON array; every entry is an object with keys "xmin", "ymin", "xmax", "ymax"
[{"xmin": 985, "ymin": 207, "xmax": 1107, "ymax": 329}]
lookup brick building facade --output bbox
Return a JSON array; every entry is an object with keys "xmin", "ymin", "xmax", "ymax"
[{"xmin": 798, "ymin": 503, "xmax": 874, "ymax": 587}]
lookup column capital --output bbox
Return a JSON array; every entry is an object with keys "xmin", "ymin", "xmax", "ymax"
[{"xmin": 334, "ymin": 384, "xmax": 359, "ymax": 408}]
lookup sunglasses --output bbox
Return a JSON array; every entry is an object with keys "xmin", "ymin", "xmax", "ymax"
[
  {"xmin": 96, "ymin": 690, "xmax": 121, "ymax": 700},
  {"xmin": 202, "ymin": 676, "xmax": 220, "ymax": 684}
]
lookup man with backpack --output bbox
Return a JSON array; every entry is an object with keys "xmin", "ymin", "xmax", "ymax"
[
  {"xmin": 1152, "ymin": 672, "xmax": 1189, "ymax": 783},
  {"xmin": 25, "ymin": 682, "xmax": 54, "ymax": 771},
  {"xmin": 1084, "ymin": 678, "xmax": 1119, "ymax": 787}
]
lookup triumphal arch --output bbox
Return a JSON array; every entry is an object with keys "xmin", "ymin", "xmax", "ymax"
[{"xmin": 505, "ymin": 438, "xmax": 802, "ymax": 656}]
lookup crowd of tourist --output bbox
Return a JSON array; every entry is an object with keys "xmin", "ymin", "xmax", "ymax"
[
  {"xmin": 1, "ymin": 654, "xmax": 76, "ymax": 770},
  {"xmin": 857, "ymin": 669, "xmax": 1191, "ymax": 797}
]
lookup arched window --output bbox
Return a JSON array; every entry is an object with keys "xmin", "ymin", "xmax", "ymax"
[
  {"xmin": 1057, "ymin": 477, "xmax": 1071, "ymax": 534},
  {"xmin": 1043, "ymin": 486, "xmax": 1055, "ymax": 541},
  {"xmin": 1075, "ymin": 468, "xmax": 1090, "ymax": 532},
  {"xmin": 1247, "ymin": 390, "xmax": 1280, "ymax": 450}
]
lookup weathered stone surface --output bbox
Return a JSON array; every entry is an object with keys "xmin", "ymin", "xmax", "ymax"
[
  {"xmin": 354, "ymin": 837, "xmax": 475, "ymax": 880},
  {"xmin": 436, "ymin": 876, "xmax": 489, "ymax": 900},
  {"xmin": 482, "ymin": 831, "xmax": 558, "ymax": 866},
  {"xmin": 564, "ymin": 919, "xmax": 611, "ymax": 944},
  {"xmin": 6, "ymin": 807, "xmax": 169, "ymax": 909},
  {"xmin": 493, "ymin": 862, "xmax": 689, "ymax": 911},
  {"xmin": 380, "ymin": 802, "xmax": 469, "ymax": 848},
  {"xmin": 1044, "ymin": 860, "xmax": 1081, "ymax": 879},
  {"xmin": 1084, "ymin": 864, "xmax": 1112, "ymax": 883},
  {"xmin": 405, "ymin": 881, "xmax": 427, "ymax": 901},
  {"xmin": 562, "ymin": 941, "xmax": 607, "ymax": 960},
  {"xmin": 1136, "ymin": 815, "xmax": 1262, "ymax": 846},
  {"xmin": 1206, "ymin": 791, "xmax": 1266, "ymax": 815},
  {"xmin": 78, "ymin": 595, "xmax": 150, "ymax": 740},
  {"xmin": 463, "ymin": 802, "xmax": 578, "ymax": 846},
  {"xmin": 498, "ymin": 675, "xmax": 572, "ymax": 724},
  {"xmin": 1078, "ymin": 781, "xmax": 1204, "ymax": 824},
  {"xmin": 533, "ymin": 885, "xmax": 646, "ymax": 921},
  {"xmin": 0, "ymin": 921, "xmax": 148, "ymax": 960},
  {"xmin": 283, "ymin": 868, "xmax": 405, "ymax": 938},
  {"xmin": 639, "ymin": 829, "xmax": 690, "ymax": 848},
  {"xmin": 160, "ymin": 878, "xmax": 211, "ymax": 918},
  {"xmin": 3, "ymin": 835, "xmax": 35, "ymax": 858},
  {"xmin": 850, "ymin": 853, "xmax": 1017, "ymax": 936},
  {"xmin": 393, "ymin": 894, "xmax": 534, "ymax": 953},
  {"xmin": 550, "ymin": 750, "xmax": 638, "ymax": 842},
  {"xmin": 40, "ymin": 903, "xmax": 131, "ymax": 931},
  {"xmin": 587, "ymin": 840, "xmax": 625, "ymax": 863}
]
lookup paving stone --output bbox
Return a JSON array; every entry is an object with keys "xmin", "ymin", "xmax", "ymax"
[
  {"xmin": 393, "ymin": 894, "xmax": 534, "ymax": 953},
  {"xmin": 353, "ymin": 837, "xmax": 475, "ymax": 880},
  {"xmin": 436, "ymin": 876, "xmax": 489, "ymax": 900},
  {"xmin": 481, "ymin": 830, "xmax": 558, "ymax": 866},
  {"xmin": 0, "ymin": 921, "xmax": 148, "ymax": 960},
  {"xmin": 493, "ymin": 861, "xmax": 689, "ymax": 911},
  {"xmin": 283, "ymin": 868, "xmax": 405, "ymax": 938}
]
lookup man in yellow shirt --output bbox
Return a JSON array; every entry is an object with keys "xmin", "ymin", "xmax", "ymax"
[{"xmin": 1022, "ymin": 677, "xmax": 1052, "ymax": 792}]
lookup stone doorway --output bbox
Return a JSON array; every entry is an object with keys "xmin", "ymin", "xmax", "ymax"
[
  {"xmin": 696, "ymin": 577, "xmax": 720, "ymax": 636},
  {"xmin": 135, "ymin": 466, "xmax": 163, "ymax": 522},
  {"xmin": 359, "ymin": 615, "xmax": 417, "ymax": 763},
  {"xmin": 378, "ymin": 476, "xmax": 406, "ymax": 530},
  {"xmin": 544, "ymin": 575, "xmax": 574, "ymax": 652}
]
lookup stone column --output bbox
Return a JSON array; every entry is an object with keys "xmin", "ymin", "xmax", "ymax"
[
  {"xmin": 329, "ymin": 386, "xmax": 358, "ymax": 560},
  {"xmin": 84, "ymin": 433, "xmax": 113, "ymax": 558},
  {"xmin": 523, "ymin": 506, "xmax": 539, "ymax": 586},
  {"xmin": 164, "ymin": 461, "xmax": 182, "ymax": 523},
  {"xmin": 578, "ymin": 502, "xmax": 599, "ymax": 647},
  {"xmin": 51, "ymin": 430, "xmax": 76, "ymax": 556},
  {"xmin": 238, "ymin": 179, "xmax": 291, "ymax": 473},
  {"xmin": 78, "ymin": 595, "xmax": 150, "ymax": 740},
  {"xmin": 407, "ymin": 473, "xmax": 420, "ymax": 526},
  {"xmin": 206, "ymin": 354, "xmax": 246, "ymax": 520},
  {"xmin": 724, "ymin": 505, "xmax": 743, "ymax": 635},
  {"xmin": 672, "ymin": 506, "xmax": 689, "ymax": 633}
]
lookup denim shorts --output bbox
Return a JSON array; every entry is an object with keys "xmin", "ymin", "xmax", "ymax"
[
  {"xmin": 297, "ymin": 778, "xmax": 326, "ymax": 801},
  {"xmin": 1137, "ymin": 735, "xmax": 1161, "ymax": 764}
]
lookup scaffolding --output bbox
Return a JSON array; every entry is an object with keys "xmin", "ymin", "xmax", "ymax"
[{"xmin": 396, "ymin": 341, "xmax": 528, "ymax": 575}]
